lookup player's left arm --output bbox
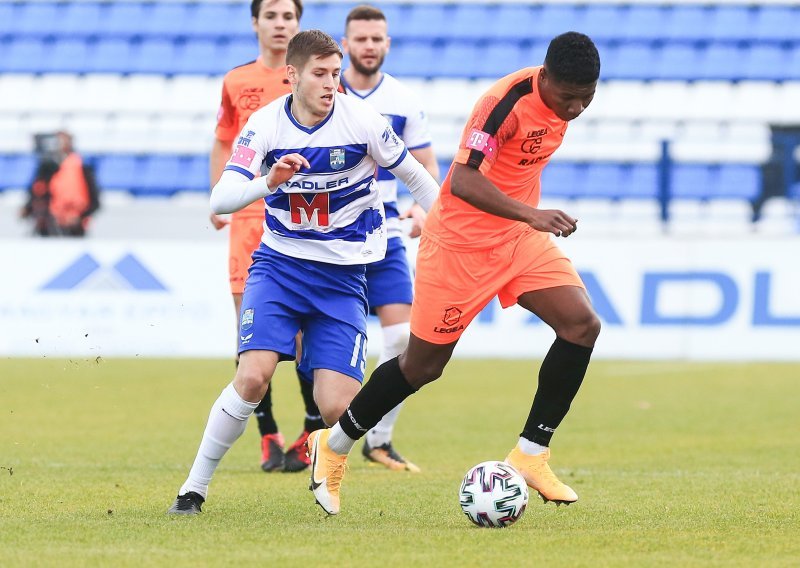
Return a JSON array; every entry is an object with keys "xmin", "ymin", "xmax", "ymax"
[{"xmin": 400, "ymin": 146, "xmax": 440, "ymax": 237}]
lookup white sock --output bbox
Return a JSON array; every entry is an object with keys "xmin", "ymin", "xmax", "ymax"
[
  {"xmin": 366, "ymin": 322, "xmax": 409, "ymax": 447},
  {"xmin": 327, "ymin": 422, "xmax": 356, "ymax": 455},
  {"xmin": 179, "ymin": 383, "xmax": 258, "ymax": 499},
  {"xmin": 517, "ymin": 437, "xmax": 548, "ymax": 456}
]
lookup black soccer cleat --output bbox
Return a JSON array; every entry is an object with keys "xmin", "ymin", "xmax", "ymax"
[{"xmin": 167, "ymin": 491, "xmax": 205, "ymax": 515}]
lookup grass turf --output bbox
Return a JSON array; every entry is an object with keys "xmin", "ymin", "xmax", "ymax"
[{"xmin": 1, "ymin": 358, "xmax": 798, "ymax": 567}]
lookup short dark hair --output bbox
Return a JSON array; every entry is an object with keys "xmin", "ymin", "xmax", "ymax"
[
  {"xmin": 287, "ymin": 30, "xmax": 343, "ymax": 69},
  {"xmin": 346, "ymin": 4, "xmax": 386, "ymax": 29},
  {"xmin": 544, "ymin": 32, "xmax": 600, "ymax": 85},
  {"xmin": 251, "ymin": 0, "xmax": 303, "ymax": 21}
]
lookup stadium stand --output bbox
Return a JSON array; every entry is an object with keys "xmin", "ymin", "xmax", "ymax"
[{"xmin": 1, "ymin": 0, "xmax": 799, "ymax": 237}]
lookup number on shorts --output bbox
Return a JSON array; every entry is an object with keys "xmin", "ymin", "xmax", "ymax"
[{"xmin": 350, "ymin": 332, "xmax": 367, "ymax": 373}]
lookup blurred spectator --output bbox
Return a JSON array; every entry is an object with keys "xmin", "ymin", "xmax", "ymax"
[{"xmin": 20, "ymin": 131, "xmax": 100, "ymax": 237}]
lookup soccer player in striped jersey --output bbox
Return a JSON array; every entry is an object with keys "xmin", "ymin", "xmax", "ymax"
[
  {"xmin": 168, "ymin": 30, "xmax": 439, "ymax": 516},
  {"xmin": 308, "ymin": 32, "xmax": 602, "ymax": 514},
  {"xmin": 333, "ymin": 4, "xmax": 440, "ymax": 473},
  {"xmin": 210, "ymin": 0, "xmax": 324, "ymax": 474}
]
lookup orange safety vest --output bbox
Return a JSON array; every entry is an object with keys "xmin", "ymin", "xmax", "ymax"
[{"xmin": 49, "ymin": 152, "xmax": 90, "ymax": 228}]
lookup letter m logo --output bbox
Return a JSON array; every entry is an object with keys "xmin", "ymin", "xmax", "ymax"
[{"xmin": 289, "ymin": 193, "xmax": 330, "ymax": 227}]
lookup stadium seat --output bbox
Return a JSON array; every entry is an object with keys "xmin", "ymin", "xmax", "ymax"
[
  {"xmin": 578, "ymin": 5, "xmax": 627, "ymax": 43},
  {"xmin": 436, "ymin": 42, "xmax": 484, "ymax": 79},
  {"xmin": 752, "ymin": 7, "xmax": 800, "ymax": 42},
  {"xmin": 85, "ymin": 38, "xmax": 134, "ymax": 74},
  {"xmin": 45, "ymin": 39, "xmax": 91, "ymax": 74},
  {"xmin": 147, "ymin": 4, "xmax": 192, "ymax": 38},
  {"xmin": 0, "ymin": 154, "xmax": 37, "ymax": 190},
  {"xmin": 742, "ymin": 46, "xmax": 788, "ymax": 81},
  {"xmin": 716, "ymin": 164, "xmax": 761, "ymax": 200},
  {"xmin": 223, "ymin": 38, "xmax": 259, "ymax": 69},
  {"xmin": 175, "ymin": 39, "xmax": 227, "ymax": 75},
  {"xmin": 95, "ymin": 154, "xmax": 140, "ymax": 190},
  {"xmin": 541, "ymin": 162, "xmax": 581, "ymax": 197},
  {"xmin": 298, "ymin": 3, "xmax": 351, "ymax": 38},
  {"xmin": 518, "ymin": 42, "xmax": 550, "ymax": 69},
  {"xmin": 442, "ymin": 5, "xmax": 494, "ymax": 41},
  {"xmin": 579, "ymin": 163, "xmax": 627, "ymax": 198},
  {"xmin": 700, "ymin": 45, "xmax": 745, "ymax": 81},
  {"xmin": 382, "ymin": 41, "xmax": 438, "ymax": 78},
  {"xmin": 0, "ymin": 3, "xmax": 17, "ymax": 37},
  {"xmin": 15, "ymin": 2, "xmax": 62, "ymax": 37},
  {"xmin": 184, "ymin": 155, "xmax": 210, "ymax": 191},
  {"xmin": 186, "ymin": 3, "xmax": 243, "ymax": 38},
  {"xmin": 533, "ymin": 5, "xmax": 580, "ymax": 41},
  {"xmin": 656, "ymin": 45, "xmax": 701, "ymax": 81},
  {"xmin": 2, "ymin": 38, "xmax": 48, "ymax": 73},
  {"xmin": 135, "ymin": 155, "xmax": 184, "ymax": 195},
  {"xmin": 671, "ymin": 164, "xmax": 715, "ymax": 199},
  {"xmin": 481, "ymin": 42, "xmax": 525, "ymax": 79},
  {"xmin": 61, "ymin": 3, "xmax": 104, "ymax": 38},
  {"xmin": 395, "ymin": 5, "xmax": 450, "ymax": 41},
  {"xmin": 104, "ymin": 3, "xmax": 149, "ymax": 38},
  {"xmin": 625, "ymin": 163, "xmax": 660, "ymax": 199},
  {"xmin": 129, "ymin": 39, "xmax": 180, "ymax": 75},
  {"xmin": 620, "ymin": 6, "xmax": 667, "ymax": 42},
  {"xmin": 708, "ymin": 6, "xmax": 755, "ymax": 42},
  {"xmin": 605, "ymin": 43, "xmax": 658, "ymax": 80},
  {"xmin": 665, "ymin": 6, "xmax": 712, "ymax": 42},
  {"xmin": 786, "ymin": 46, "xmax": 800, "ymax": 81},
  {"xmin": 494, "ymin": 5, "xmax": 540, "ymax": 42}
]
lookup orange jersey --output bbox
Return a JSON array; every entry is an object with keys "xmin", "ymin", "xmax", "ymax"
[
  {"xmin": 424, "ymin": 66, "xmax": 568, "ymax": 249},
  {"xmin": 216, "ymin": 56, "xmax": 292, "ymax": 218}
]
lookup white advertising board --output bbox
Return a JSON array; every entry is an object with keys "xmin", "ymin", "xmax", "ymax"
[{"xmin": 0, "ymin": 236, "xmax": 798, "ymax": 360}]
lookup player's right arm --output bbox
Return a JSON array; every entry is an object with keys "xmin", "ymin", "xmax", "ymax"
[
  {"xmin": 451, "ymin": 164, "xmax": 577, "ymax": 238},
  {"xmin": 209, "ymin": 137, "xmax": 234, "ymax": 229}
]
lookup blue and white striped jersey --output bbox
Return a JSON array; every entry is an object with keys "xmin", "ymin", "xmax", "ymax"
[
  {"xmin": 223, "ymin": 92, "xmax": 409, "ymax": 265},
  {"xmin": 341, "ymin": 72, "xmax": 433, "ymax": 239}
]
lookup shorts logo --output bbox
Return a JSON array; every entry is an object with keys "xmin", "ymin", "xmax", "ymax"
[
  {"xmin": 465, "ymin": 128, "xmax": 497, "ymax": 157},
  {"xmin": 329, "ymin": 148, "xmax": 345, "ymax": 170},
  {"xmin": 442, "ymin": 307, "xmax": 462, "ymax": 326},
  {"xmin": 241, "ymin": 308, "xmax": 254, "ymax": 331}
]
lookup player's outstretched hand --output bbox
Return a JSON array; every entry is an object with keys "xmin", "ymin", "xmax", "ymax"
[
  {"xmin": 209, "ymin": 212, "xmax": 230, "ymax": 230},
  {"xmin": 527, "ymin": 209, "xmax": 578, "ymax": 238},
  {"xmin": 266, "ymin": 153, "xmax": 310, "ymax": 190},
  {"xmin": 399, "ymin": 203, "xmax": 427, "ymax": 238}
]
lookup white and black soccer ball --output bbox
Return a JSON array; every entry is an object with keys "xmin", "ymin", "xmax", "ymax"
[{"xmin": 459, "ymin": 460, "xmax": 529, "ymax": 528}]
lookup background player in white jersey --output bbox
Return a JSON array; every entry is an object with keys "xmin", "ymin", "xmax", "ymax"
[
  {"xmin": 336, "ymin": 4, "xmax": 440, "ymax": 472},
  {"xmin": 168, "ymin": 30, "xmax": 439, "ymax": 516}
]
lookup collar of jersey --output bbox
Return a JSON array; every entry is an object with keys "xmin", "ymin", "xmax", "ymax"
[
  {"xmin": 340, "ymin": 72, "xmax": 385, "ymax": 100},
  {"xmin": 284, "ymin": 95, "xmax": 336, "ymax": 134}
]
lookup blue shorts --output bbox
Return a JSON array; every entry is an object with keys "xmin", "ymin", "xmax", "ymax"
[
  {"xmin": 239, "ymin": 244, "xmax": 369, "ymax": 382},
  {"xmin": 365, "ymin": 237, "xmax": 413, "ymax": 314}
]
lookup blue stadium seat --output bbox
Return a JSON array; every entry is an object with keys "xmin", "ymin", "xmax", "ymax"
[
  {"xmin": 578, "ymin": 5, "xmax": 628, "ymax": 43},
  {"xmin": 129, "ymin": 39, "xmax": 180, "ymax": 75},
  {"xmin": 95, "ymin": 155, "xmax": 139, "ymax": 190},
  {"xmin": 605, "ymin": 43, "xmax": 658, "ymax": 80},
  {"xmin": 665, "ymin": 6, "xmax": 711, "ymax": 42},
  {"xmin": 708, "ymin": 6, "xmax": 756, "ymax": 42},
  {"xmin": 300, "ymin": 3, "xmax": 351, "ymax": 38},
  {"xmin": 186, "ymin": 3, "xmax": 244, "ymax": 38},
  {"xmin": 2, "ymin": 38, "xmax": 48, "ymax": 73},
  {"xmin": 61, "ymin": 3, "xmax": 104, "ymax": 38},
  {"xmin": 620, "ymin": 6, "xmax": 667, "ymax": 42},
  {"xmin": 542, "ymin": 163, "xmax": 581, "ymax": 197},
  {"xmin": 146, "ymin": 3, "xmax": 192, "ymax": 38},
  {"xmin": 175, "ymin": 39, "xmax": 227, "ymax": 75},
  {"xmin": 184, "ymin": 156, "xmax": 210, "ymax": 191},
  {"xmin": 579, "ymin": 163, "xmax": 625, "ymax": 198},
  {"xmin": 519, "ymin": 42, "xmax": 550, "ymax": 69},
  {"xmin": 135, "ymin": 155, "xmax": 183, "ymax": 196},
  {"xmin": 0, "ymin": 3, "xmax": 17, "ymax": 37},
  {"xmin": 104, "ymin": 3, "xmax": 149, "ymax": 38},
  {"xmin": 716, "ymin": 165, "xmax": 761, "ymax": 200},
  {"xmin": 15, "ymin": 3, "xmax": 62, "ymax": 37},
  {"xmin": 494, "ymin": 5, "xmax": 540, "ymax": 42},
  {"xmin": 222, "ymin": 38, "xmax": 259, "ymax": 70},
  {"xmin": 742, "ymin": 46, "xmax": 788, "ymax": 81},
  {"xmin": 700, "ymin": 45, "xmax": 745, "ymax": 81},
  {"xmin": 752, "ymin": 7, "xmax": 800, "ymax": 42},
  {"xmin": 45, "ymin": 39, "xmax": 91, "ymax": 74},
  {"xmin": 482, "ymin": 42, "xmax": 526, "ymax": 79},
  {"xmin": 382, "ymin": 42, "xmax": 438, "ymax": 78},
  {"xmin": 626, "ymin": 164, "xmax": 659, "ymax": 199},
  {"xmin": 437, "ymin": 42, "xmax": 484, "ymax": 78},
  {"xmin": 787, "ymin": 45, "xmax": 800, "ymax": 81},
  {"xmin": 656, "ymin": 45, "xmax": 701, "ymax": 81},
  {"xmin": 395, "ymin": 4, "xmax": 450, "ymax": 41},
  {"xmin": 442, "ymin": 5, "xmax": 494, "ymax": 41},
  {"xmin": 0, "ymin": 154, "xmax": 36, "ymax": 189},
  {"xmin": 533, "ymin": 5, "xmax": 580, "ymax": 41},
  {"xmin": 671, "ymin": 164, "xmax": 714, "ymax": 199},
  {"xmin": 86, "ymin": 38, "xmax": 134, "ymax": 74}
]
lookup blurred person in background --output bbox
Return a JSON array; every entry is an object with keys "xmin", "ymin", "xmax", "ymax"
[
  {"xmin": 208, "ymin": 0, "xmax": 325, "ymax": 474},
  {"xmin": 21, "ymin": 131, "xmax": 99, "ymax": 237},
  {"xmin": 336, "ymin": 4, "xmax": 440, "ymax": 473}
]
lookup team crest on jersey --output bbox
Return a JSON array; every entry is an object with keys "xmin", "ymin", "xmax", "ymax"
[{"xmin": 329, "ymin": 148, "xmax": 346, "ymax": 170}]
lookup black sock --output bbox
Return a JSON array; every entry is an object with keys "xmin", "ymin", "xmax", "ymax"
[
  {"xmin": 297, "ymin": 366, "xmax": 324, "ymax": 432},
  {"xmin": 254, "ymin": 384, "xmax": 279, "ymax": 436},
  {"xmin": 522, "ymin": 337, "xmax": 593, "ymax": 446},
  {"xmin": 337, "ymin": 357, "xmax": 416, "ymax": 440}
]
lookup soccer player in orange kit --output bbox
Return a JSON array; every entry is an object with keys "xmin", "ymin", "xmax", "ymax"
[
  {"xmin": 306, "ymin": 32, "xmax": 602, "ymax": 514},
  {"xmin": 210, "ymin": 0, "xmax": 322, "ymax": 474}
]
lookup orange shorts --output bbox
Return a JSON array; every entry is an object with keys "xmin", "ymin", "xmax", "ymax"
[
  {"xmin": 228, "ymin": 214, "xmax": 264, "ymax": 295},
  {"xmin": 410, "ymin": 227, "xmax": 584, "ymax": 344}
]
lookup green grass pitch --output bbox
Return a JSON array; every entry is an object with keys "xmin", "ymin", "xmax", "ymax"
[{"xmin": 1, "ymin": 357, "xmax": 799, "ymax": 567}]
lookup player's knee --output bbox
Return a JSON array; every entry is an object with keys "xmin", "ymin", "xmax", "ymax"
[
  {"xmin": 567, "ymin": 311, "xmax": 601, "ymax": 346},
  {"xmin": 319, "ymin": 400, "xmax": 349, "ymax": 427},
  {"xmin": 401, "ymin": 359, "xmax": 445, "ymax": 388},
  {"xmin": 234, "ymin": 366, "xmax": 270, "ymax": 394}
]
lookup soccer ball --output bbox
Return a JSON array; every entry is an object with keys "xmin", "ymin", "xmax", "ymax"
[{"xmin": 459, "ymin": 461, "xmax": 529, "ymax": 528}]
